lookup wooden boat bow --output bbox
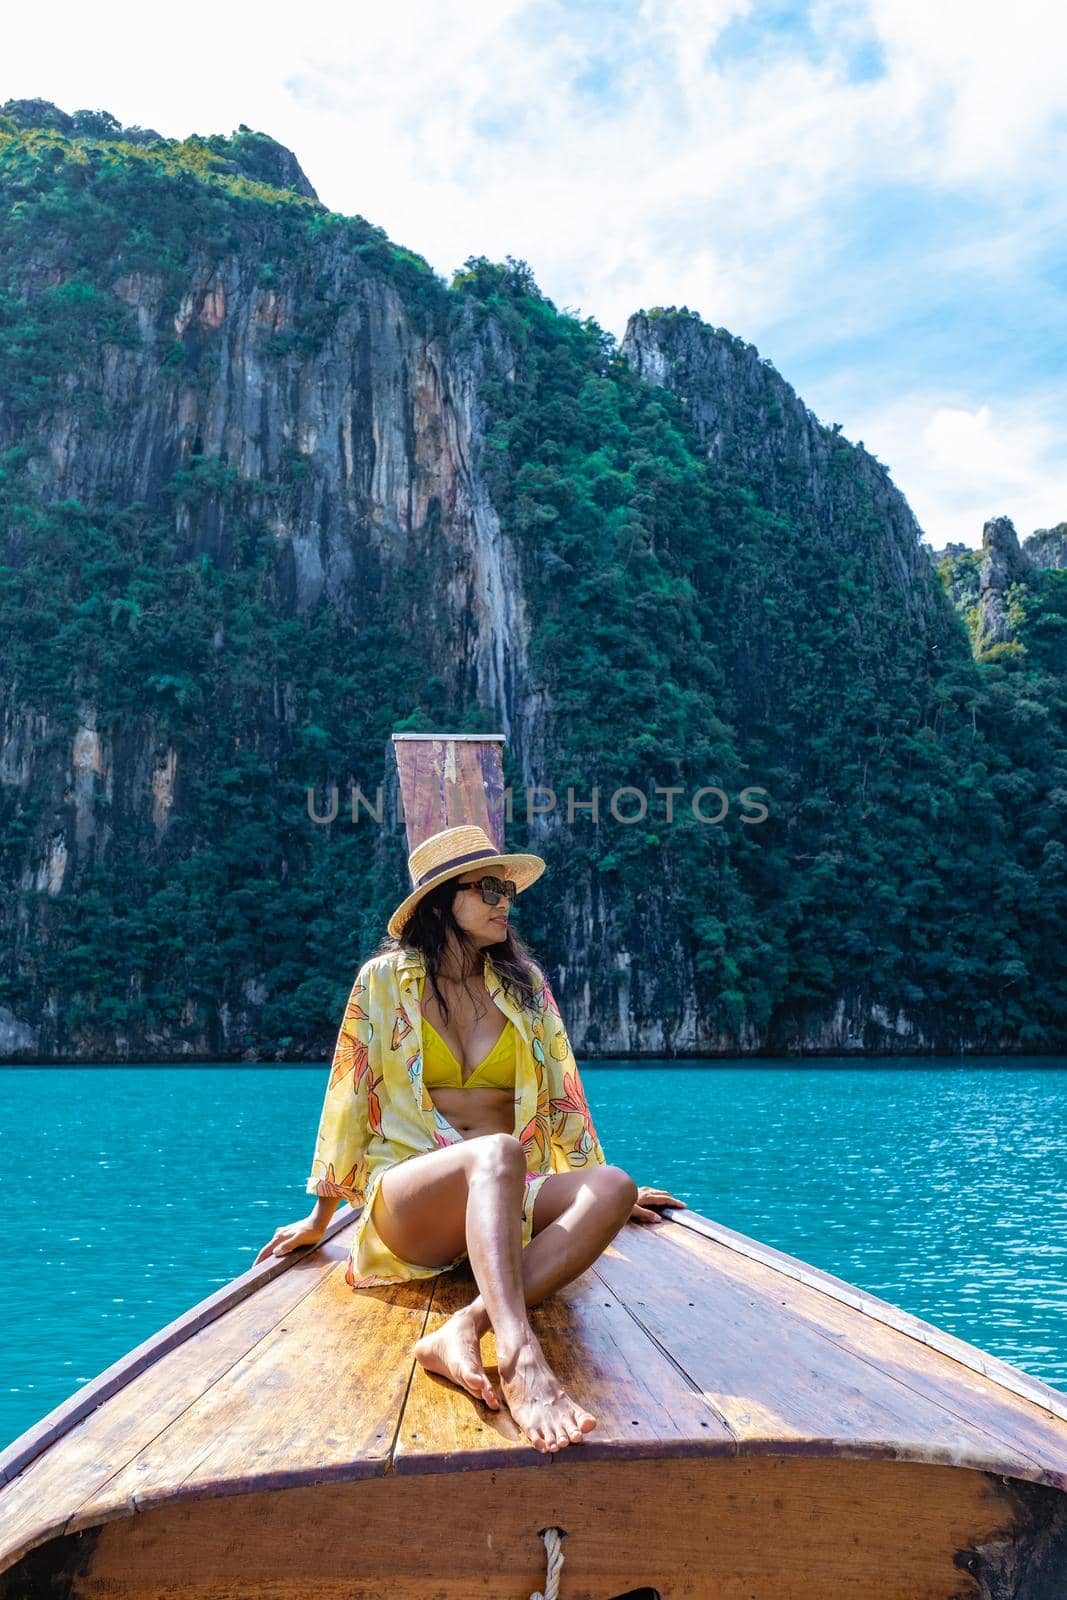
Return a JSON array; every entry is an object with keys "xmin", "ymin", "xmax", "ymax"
[{"xmin": 2, "ymin": 1205, "xmax": 1066, "ymax": 1597}]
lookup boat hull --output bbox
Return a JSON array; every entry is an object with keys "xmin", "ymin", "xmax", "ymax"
[{"xmin": 4, "ymin": 1454, "xmax": 1066, "ymax": 1599}]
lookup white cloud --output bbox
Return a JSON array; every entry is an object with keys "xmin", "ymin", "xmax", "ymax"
[
  {"xmin": 841, "ymin": 390, "xmax": 1067, "ymax": 546},
  {"xmin": 3, "ymin": 0, "xmax": 1066, "ymax": 540},
  {"xmin": 6, "ymin": 0, "xmax": 1064, "ymax": 333},
  {"xmin": 865, "ymin": 0, "xmax": 1067, "ymax": 187}
]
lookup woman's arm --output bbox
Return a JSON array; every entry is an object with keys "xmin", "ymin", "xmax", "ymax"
[{"xmin": 308, "ymin": 1193, "xmax": 342, "ymax": 1229}]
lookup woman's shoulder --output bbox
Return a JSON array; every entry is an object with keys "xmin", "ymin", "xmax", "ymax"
[
  {"xmin": 514, "ymin": 947, "xmax": 547, "ymax": 983},
  {"xmin": 519, "ymin": 959, "xmax": 554, "ymax": 1015},
  {"xmin": 524, "ymin": 958, "xmax": 548, "ymax": 990},
  {"xmin": 357, "ymin": 946, "xmax": 421, "ymax": 984},
  {"xmin": 489, "ymin": 950, "xmax": 547, "ymax": 991}
]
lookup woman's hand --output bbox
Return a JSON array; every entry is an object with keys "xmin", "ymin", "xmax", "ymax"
[
  {"xmin": 253, "ymin": 1216, "xmax": 327, "ymax": 1265},
  {"xmin": 630, "ymin": 1185, "xmax": 687, "ymax": 1225}
]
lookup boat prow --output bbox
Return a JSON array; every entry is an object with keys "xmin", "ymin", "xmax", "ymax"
[{"xmin": 2, "ymin": 1205, "xmax": 1066, "ymax": 1597}]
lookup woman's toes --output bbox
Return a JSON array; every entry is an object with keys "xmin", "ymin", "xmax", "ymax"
[{"xmin": 460, "ymin": 1363, "xmax": 489, "ymax": 1401}]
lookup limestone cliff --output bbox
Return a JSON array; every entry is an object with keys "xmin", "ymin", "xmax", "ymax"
[
  {"xmin": 0, "ymin": 107, "xmax": 552, "ymax": 1059},
  {"xmin": 1, "ymin": 107, "xmax": 1065, "ymax": 1061},
  {"xmin": 930, "ymin": 518, "xmax": 1067, "ymax": 659},
  {"xmin": 621, "ymin": 308, "xmax": 955, "ymax": 649},
  {"xmin": 1025, "ymin": 524, "xmax": 1067, "ymax": 570},
  {"xmin": 975, "ymin": 516, "xmax": 1033, "ymax": 653}
]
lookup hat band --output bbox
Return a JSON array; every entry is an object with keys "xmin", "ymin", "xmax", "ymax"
[{"xmin": 413, "ymin": 846, "xmax": 505, "ymax": 888}]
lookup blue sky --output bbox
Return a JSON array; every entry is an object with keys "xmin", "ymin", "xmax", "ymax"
[{"xmin": 7, "ymin": 0, "xmax": 1066, "ymax": 547}]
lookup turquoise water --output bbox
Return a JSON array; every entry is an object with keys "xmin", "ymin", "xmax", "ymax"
[{"xmin": 3, "ymin": 1060, "xmax": 1066, "ymax": 1450}]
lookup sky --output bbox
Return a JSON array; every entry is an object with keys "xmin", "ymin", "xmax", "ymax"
[{"xmin": 5, "ymin": 0, "xmax": 1066, "ymax": 549}]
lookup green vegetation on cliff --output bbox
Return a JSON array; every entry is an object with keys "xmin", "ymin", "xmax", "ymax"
[{"xmin": 1, "ymin": 105, "xmax": 1065, "ymax": 1056}]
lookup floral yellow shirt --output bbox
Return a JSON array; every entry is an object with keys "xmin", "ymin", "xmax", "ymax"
[{"xmin": 306, "ymin": 946, "xmax": 607, "ymax": 1286}]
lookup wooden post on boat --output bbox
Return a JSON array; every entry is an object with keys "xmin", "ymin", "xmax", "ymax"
[{"xmin": 391, "ymin": 731, "xmax": 509, "ymax": 853}]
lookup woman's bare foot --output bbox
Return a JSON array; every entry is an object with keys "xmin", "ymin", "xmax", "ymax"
[
  {"xmin": 498, "ymin": 1336, "xmax": 597, "ymax": 1453},
  {"xmin": 413, "ymin": 1304, "xmax": 500, "ymax": 1410}
]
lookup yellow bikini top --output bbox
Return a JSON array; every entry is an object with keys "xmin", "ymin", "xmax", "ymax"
[{"xmin": 419, "ymin": 978, "xmax": 517, "ymax": 1091}]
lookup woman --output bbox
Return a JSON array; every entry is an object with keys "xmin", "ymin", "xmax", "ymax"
[{"xmin": 256, "ymin": 824, "xmax": 684, "ymax": 1455}]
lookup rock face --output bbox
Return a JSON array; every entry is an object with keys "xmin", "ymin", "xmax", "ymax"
[
  {"xmin": 929, "ymin": 542, "xmax": 974, "ymax": 560},
  {"xmin": 0, "ymin": 283, "xmax": 553, "ymax": 1050},
  {"xmin": 0, "ymin": 115, "xmax": 558, "ymax": 1059},
  {"xmin": 1024, "ymin": 524, "xmax": 1067, "ymax": 571},
  {"xmin": 1, "ymin": 113, "xmax": 1064, "ymax": 1060},
  {"xmin": 54, "ymin": 256, "xmax": 538, "ymax": 761},
  {"xmin": 929, "ymin": 522, "xmax": 1065, "ymax": 654},
  {"xmin": 618, "ymin": 307, "xmax": 971, "ymax": 767},
  {"xmin": 975, "ymin": 515, "xmax": 1033, "ymax": 651},
  {"xmin": 621, "ymin": 310, "xmax": 947, "ymax": 641}
]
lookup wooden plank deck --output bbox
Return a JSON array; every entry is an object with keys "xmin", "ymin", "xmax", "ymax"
[
  {"xmin": 592, "ymin": 1221, "xmax": 1067, "ymax": 1484},
  {"xmin": 392, "ymin": 1262, "xmax": 732, "ymax": 1474},
  {"xmin": 2, "ymin": 1203, "xmax": 1066, "ymax": 1584},
  {"xmin": 0, "ymin": 1213, "xmax": 383, "ymax": 1570}
]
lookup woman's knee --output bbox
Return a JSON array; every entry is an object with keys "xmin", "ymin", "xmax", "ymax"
[
  {"xmin": 592, "ymin": 1164, "xmax": 639, "ymax": 1216},
  {"xmin": 467, "ymin": 1131, "xmax": 526, "ymax": 1182}
]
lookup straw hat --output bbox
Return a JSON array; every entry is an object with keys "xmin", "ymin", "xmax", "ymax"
[{"xmin": 387, "ymin": 824, "xmax": 546, "ymax": 938}]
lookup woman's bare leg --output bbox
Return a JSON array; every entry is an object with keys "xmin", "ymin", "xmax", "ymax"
[
  {"xmin": 452, "ymin": 1163, "xmax": 639, "ymax": 1340},
  {"xmin": 380, "ymin": 1133, "xmax": 592, "ymax": 1451},
  {"xmin": 371, "ymin": 1135, "xmax": 636, "ymax": 1451},
  {"xmin": 421, "ymin": 1163, "xmax": 638, "ymax": 1447}
]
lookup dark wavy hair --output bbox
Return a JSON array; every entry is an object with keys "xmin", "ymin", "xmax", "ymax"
[{"xmin": 369, "ymin": 875, "xmax": 544, "ymax": 1028}]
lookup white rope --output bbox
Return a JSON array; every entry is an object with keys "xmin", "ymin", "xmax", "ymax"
[{"xmin": 529, "ymin": 1526, "xmax": 566, "ymax": 1600}]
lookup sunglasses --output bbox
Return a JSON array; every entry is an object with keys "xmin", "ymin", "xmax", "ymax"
[{"xmin": 456, "ymin": 875, "xmax": 518, "ymax": 908}]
